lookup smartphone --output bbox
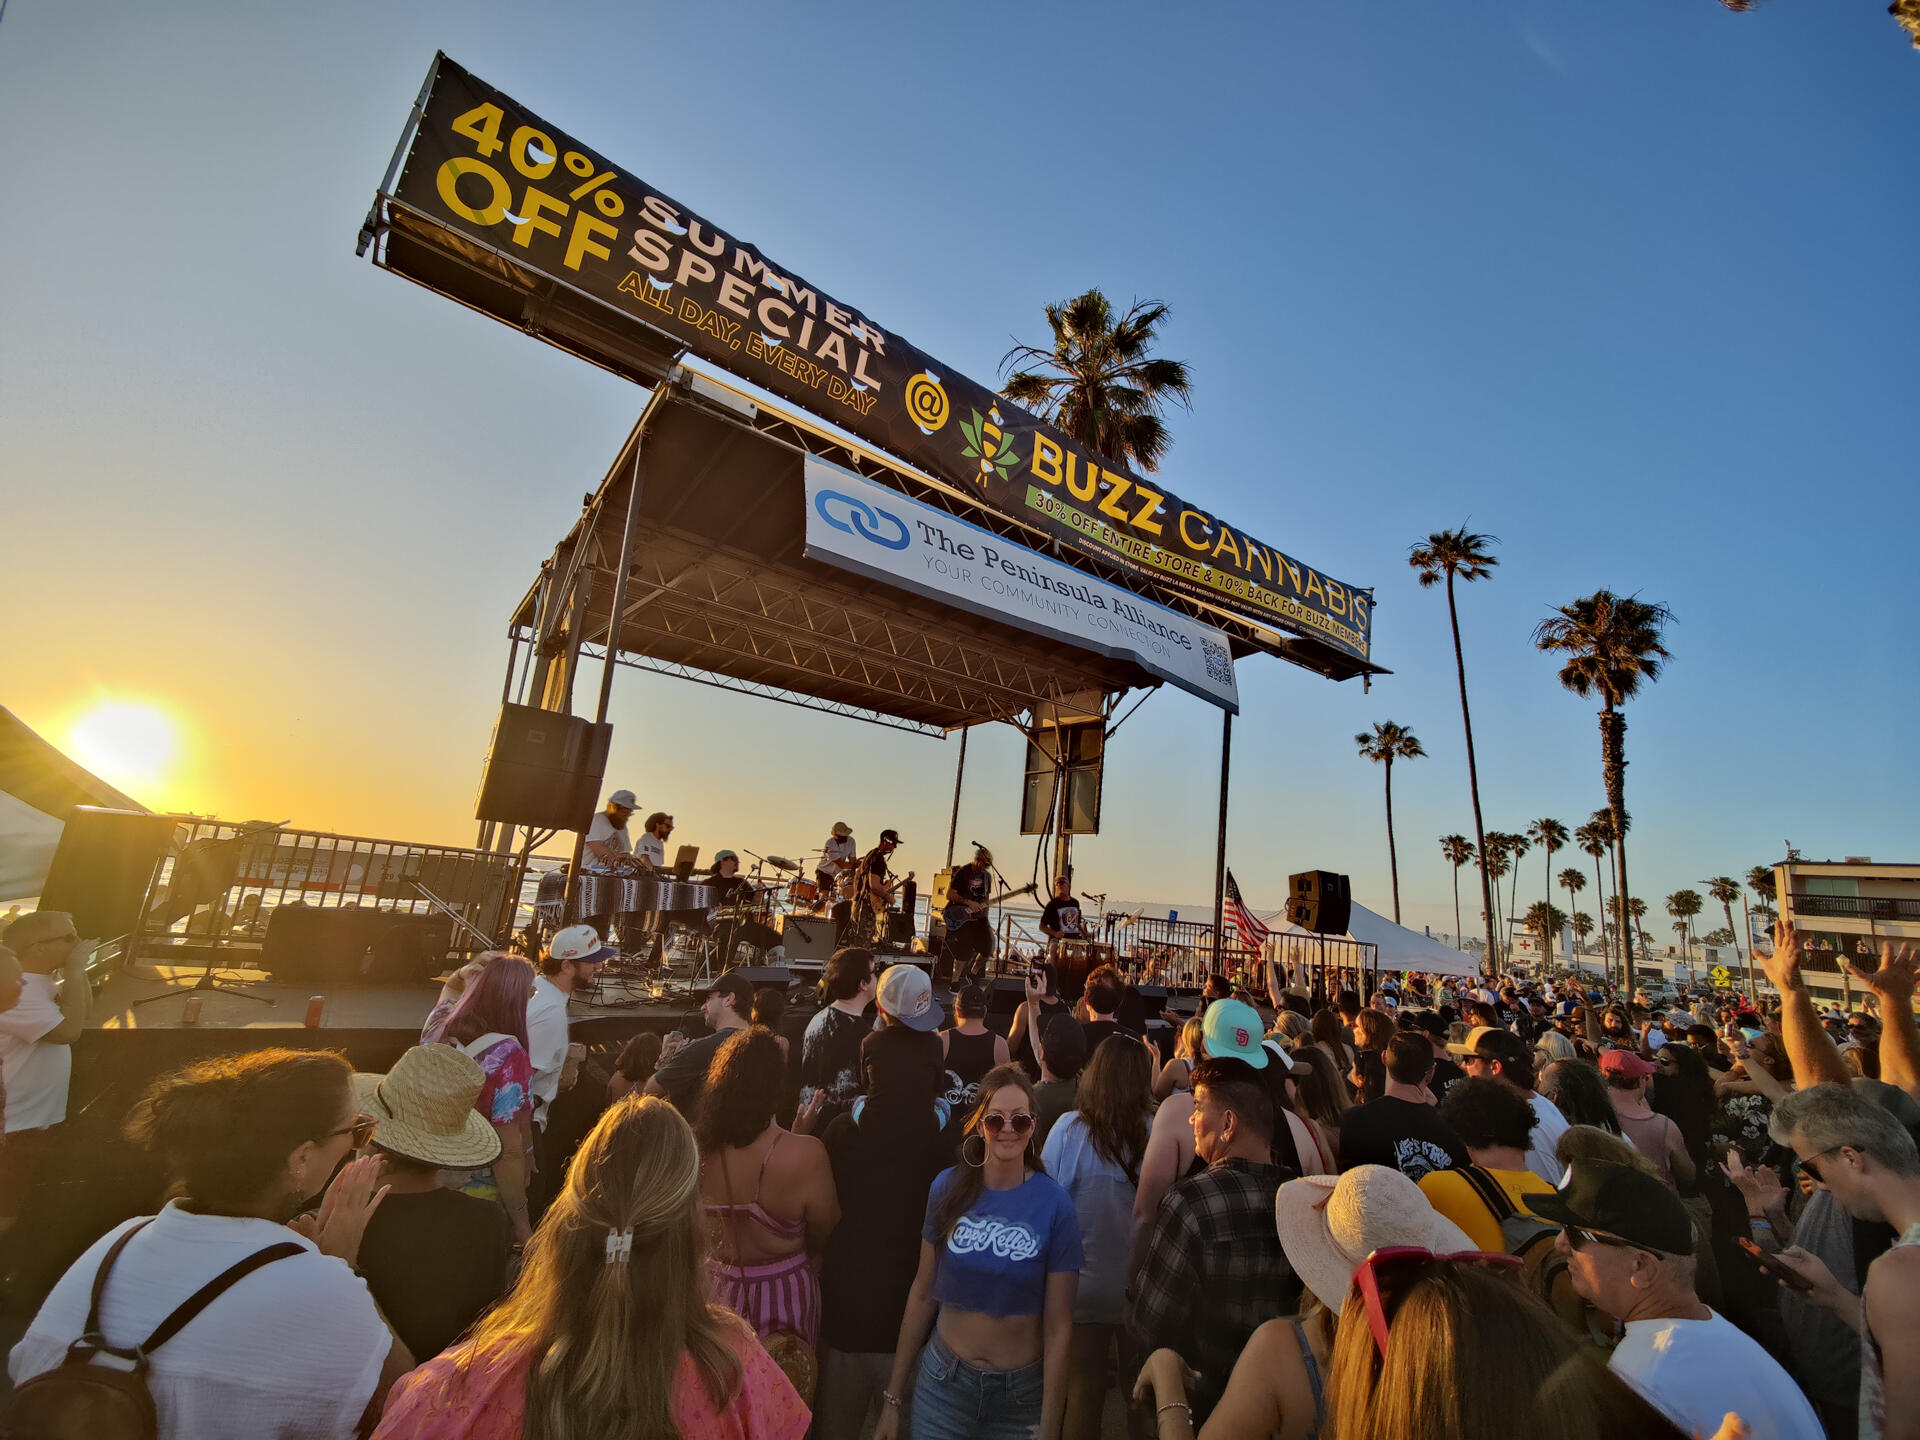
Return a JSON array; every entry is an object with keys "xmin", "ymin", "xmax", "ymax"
[
  {"xmin": 1738, "ymin": 1237, "xmax": 1815, "ymax": 1292},
  {"xmin": 1028, "ymin": 959, "xmax": 1047, "ymax": 986}
]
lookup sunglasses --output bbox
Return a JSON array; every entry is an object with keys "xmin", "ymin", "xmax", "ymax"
[
  {"xmin": 980, "ymin": 1112, "xmax": 1035, "ymax": 1139},
  {"xmin": 1354, "ymin": 1247, "xmax": 1522, "ymax": 1357},
  {"xmin": 1564, "ymin": 1225, "xmax": 1653, "ymax": 1254},
  {"xmin": 1799, "ymin": 1145, "xmax": 1846, "ymax": 1183},
  {"xmin": 328, "ymin": 1113, "xmax": 378, "ymax": 1150}
]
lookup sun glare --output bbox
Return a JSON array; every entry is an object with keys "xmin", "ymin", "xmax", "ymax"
[{"xmin": 67, "ymin": 700, "xmax": 182, "ymax": 801}]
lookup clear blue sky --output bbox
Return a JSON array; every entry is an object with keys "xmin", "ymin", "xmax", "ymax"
[{"xmin": 3, "ymin": 0, "xmax": 1914, "ymax": 938}]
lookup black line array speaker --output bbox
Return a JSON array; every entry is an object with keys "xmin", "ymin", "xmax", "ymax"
[
  {"xmin": 1285, "ymin": 870, "xmax": 1352, "ymax": 936},
  {"xmin": 474, "ymin": 703, "xmax": 613, "ymax": 833}
]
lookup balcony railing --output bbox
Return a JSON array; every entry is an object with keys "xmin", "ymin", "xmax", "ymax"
[{"xmin": 1789, "ymin": 893, "xmax": 1920, "ymax": 922}]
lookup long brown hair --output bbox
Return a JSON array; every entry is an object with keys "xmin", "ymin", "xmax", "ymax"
[
  {"xmin": 1289, "ymin": 1043, "xmax": 1351, "ymax": 1124},
  {"xmin": 1326, "ymin": 1259, "xmax": 1685, "ymax": 1440},
  {"xmin": 927, "ymin": 1064, "xmax": 1045, "ymax": 1241},
  {"xmin": 458, "ymin": 1096, "xmax": 743, "ymax": 1440},
  {"xmin": 1353, "ymin": 1009, "xmax": 1395, "ymax": 1054},
  {"xmin": 695, "ymin": 1027, "xmax": 783, "ymax": 1152},
  {"xmin": 1075, "ymin": 1036, "xmax": 1152, "ymax": 1183}
]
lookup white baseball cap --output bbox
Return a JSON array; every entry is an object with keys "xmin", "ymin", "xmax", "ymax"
[
  {"xmin": 607, "ymin": 790, "xmax": 638, "ymax": 809},
  {"xmin": 876, "ymin": 963, "xmax": 942, "ymax": 1032},
  {"xmin": 549, "ymin": 925, "xmax": 615, "ymax": 964}
]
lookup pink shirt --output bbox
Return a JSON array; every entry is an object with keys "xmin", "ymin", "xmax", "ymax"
[{"xmin": 371, "ymin": 1326, "xmax": 808, "ymax": 1440}]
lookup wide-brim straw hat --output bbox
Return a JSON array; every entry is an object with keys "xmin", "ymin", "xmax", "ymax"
[
  {"xmin": 1274, "ymin": 1164, "xmax": 1474, "ymax": 1313},
  {"xmin": 352, "ymin": 1044, "xmax": 503, "ymax": 1170}
]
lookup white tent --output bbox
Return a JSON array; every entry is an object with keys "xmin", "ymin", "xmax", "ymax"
[
  {"xmin": 1262, "ymin": 900, "xmax": 1480, "ymax": 978},
  {"xmin": 0, "ymin": 708, "xmax": 145, "ymax": 903}
]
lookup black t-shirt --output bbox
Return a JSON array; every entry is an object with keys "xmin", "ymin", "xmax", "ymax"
[
  {"xmin": 862, "ymin": 1022, "xmax": 943, "ymax": 1097},
  {"xmin": 651, "ymin": 1026, "xmax": 736, "ymax": 1115},
  {"xmin": 1337, "ymin": 1096, "xmax": 1468, "ymax": 1182},
  {"xmin": 947, "ymin": 864, "xmax": 990, "ymax": 908},
  {"xmin": 1080, "ymin": 1018, "xmax": 1137, "ymax": 1054},
  {"xmin": 1428, "ymin": 1055, "xmax": 1468, "ymax": 1100},
  {"xmin": 802, "ymin": 1005, "xmax": 874, "ymax": 1127},
  {"xmin": 821, "ymin": 1111, "xmax": 953, "ymax": 1352},
  {"xmin": 1040, "ymin": 896, "xmax": 1084, "ymax": 937},
  {"xmin": 357, "ymin": 1187, "xmax": 511, "ymax": 1361}
]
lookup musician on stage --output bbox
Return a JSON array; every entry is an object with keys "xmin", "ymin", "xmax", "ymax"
[
  {"xmin": 582, "ymin": 789, "xmax": 638, "ymax": 873},
  {"xmin": 942, "ymin": 845, "xmax": 997, "ymax": 986},
  {"xmin": 635, "ymin": 813, "xmax": 674, "ymax": 869},
  {"xmin": 1038, "ymin": 875, "xmax": 1084, "ymax": 956},
  {"xmin": 815, "ymin": 821, "xmax": 857, "ymax": 910},
  {"xmin": 703, "ymin": 850, "xmax": 779, "ymax": 966},
  {"xmin": 851, "ymin": 829, "xmax": 902, "ymax": 945}
]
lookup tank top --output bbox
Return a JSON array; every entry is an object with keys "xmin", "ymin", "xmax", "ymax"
[
  {"xmin": 1861, "ymin": 1220, "xmax": 1920, "ymax": 1439},
  {"xmin": 942, "ymin": 1028, "xmax": 999, "ymax": 1109},
  {"xmin": 1614, "ymin": 1107, "xmax": 1678, "ymax": 1184},
  {"xmin": 1010, "ymin": 997, "xmax": 1067, "ymax": 1079}
]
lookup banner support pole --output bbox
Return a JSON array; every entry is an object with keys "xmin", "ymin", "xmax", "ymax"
[
  {"xmin": 946, "ymin": 727, "xmax": 968, "ymax": 868},
  {"xmin": 1211, "ymin": 709, "xmax": 1232, "ymax": 973}
]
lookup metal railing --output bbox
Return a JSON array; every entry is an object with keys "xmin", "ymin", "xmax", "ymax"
[
  {"xmin": 1099, "ymin": 912, "xmax": 1263, "ymax": 988},
  {"xmin": 127, "ymin": 815, "xmax": 523, "ymax": 968},
  {"xmin": 1788, "ymin": 893, "xmax": 1920, "ymax": 922}
]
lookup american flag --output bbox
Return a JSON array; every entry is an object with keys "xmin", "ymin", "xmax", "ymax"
[{"xmin": 1225, "ymin": 869, "xmax": 1272, "ymax": 949}]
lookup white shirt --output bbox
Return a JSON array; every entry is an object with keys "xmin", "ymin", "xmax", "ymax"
[
  {"xmin": 1610, "ymin": 1310, "xmax": 1823, "ymax": 1440},
  {"xmin": 0, "ymin": 974, "xmax": 70, "ymax": 1132},
  {"xmin": 526, "ymin": 975, "xmax": 570, "ymax": 1129},
  {"xmin": 820, "ymin": 835, "xmax": 856, "ymax": 874},
  {"xmin": 1526, "ymin": 1092, "xmax": 1568, "ymax": 1184},
  {"xmin": 11, "ymin": 1202, "xmax": 391, "ymax": 1440},
  {"xmin": 636, "ymin": 831, "xmax": 666, "ymax": 868},
  {"xmin": 583, "ymin": 812, "xmax": 632, "ymax": 872}
]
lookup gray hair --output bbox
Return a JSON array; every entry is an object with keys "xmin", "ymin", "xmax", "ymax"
[
  {"xmin": 1535, "ymin": 1031, "xmax": 1576, "ymax": 1064},
  {"xmin": 1771, "ymin": 1083, "xmax": 1920, "ymax": 1177}
]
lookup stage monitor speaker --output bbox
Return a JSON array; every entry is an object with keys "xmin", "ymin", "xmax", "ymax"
[
  {"xmin": 366, "ymin": 913, "xmax": 454, "ymax": 983},
  {"xmin": 474, "ymin": 704, "xmax": 613, "ymax": 833},
  {"xmin": 887, "ymin": 912, "xmax": 915, "ymax": 944},
  {"xmin": 989, "ymin": 978, "xmax": 1025, "ymax": 1016},
  {"xmin": 735, "ymin": 966, "xmax": 793, "ymax": 990},
  {"xmin": 39, "ymin": 809, "xmax": 178, "ymax": 943},
  {"xmin": 263, "ymin": 905, "xmax": 379, "ymax": 983},
  {"xmin": 1133, "ymin": 983, "xmax": 1169, "ymax": 1019},
  {"xmin": 1285, "ymin": 870, "xmax": 1351, "ymax": 936},
  {"xmin": 779, "ymin": 914, "xmax": 839, "ymax": 964}
]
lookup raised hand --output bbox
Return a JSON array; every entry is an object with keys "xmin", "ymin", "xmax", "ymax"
[
  {"xmin": 1759, "ymin": 920, "xmax": 1803, "ymax": 995},
  {"xmin": 1847, "ymin": 941, "xmax": 1918, "ymax": 1004},
  {"xmin": 308, "ymin": 1155, "xmax": 390, "ymax": 1268},
  {"xmin": 793, "ymin": 1089, "xmax": 827, "ymax": 1136},
  {"xmin": 1720, "ymin": 1152, "xmax": 1785, "ymax": 1217}
]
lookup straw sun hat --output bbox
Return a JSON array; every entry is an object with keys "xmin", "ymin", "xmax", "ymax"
[
  {"xmin": 351, "ymin": 1045, "xmax": 503, "ymax": 1170},
  {"xmin": 1274, "ymin": 1164, "xmax": 1474, "ymax": 1313}
]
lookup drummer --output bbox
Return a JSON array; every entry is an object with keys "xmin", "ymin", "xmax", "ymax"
[
  {"xmin": 704, "ymin": 850, "xmax": 779, "ymax": 966},
  {"xmin": 815, "ymin": 821, "xmax": 857, "ymax": 910},
  {"xmin": 1039, "ymin": 875, "xmax": 1084, "ymax": 957}
]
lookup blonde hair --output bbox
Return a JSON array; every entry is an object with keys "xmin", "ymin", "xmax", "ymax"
[{"xmin": 459, "ymin": 1096, "xmax": 743, "ymax": 1440}]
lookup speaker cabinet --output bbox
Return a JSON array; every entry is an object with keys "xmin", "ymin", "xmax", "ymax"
[
  {"xmin": 779, "ymin": 914, "xmax": 839, "ymax": 964},
  {"xmin": 474, "ymin": 704, "xmax": 613, "ymax": 833},
  {"xmin": 264, "ymin": 907, "xmax": 450, "ymax": 984},
  {"xmin": 1285, "ymin": 870, "xmax": 1352, "ymax": 936},
  {"xmin": 40, "ymin": 810, "xmax": 177, "ymax": 943}
]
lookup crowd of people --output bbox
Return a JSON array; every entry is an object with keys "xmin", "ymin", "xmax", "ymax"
[{"xmin": 0, "ymin": 904, "xmax": 1915, "ymax": 1440}]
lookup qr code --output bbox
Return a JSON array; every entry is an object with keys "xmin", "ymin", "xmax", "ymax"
[{"xmin": 1202, "ymin": 637, "xmax": 1232, "ymax": 685}]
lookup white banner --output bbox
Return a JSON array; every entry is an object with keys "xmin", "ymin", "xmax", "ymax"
[{"xmin": 802, "ymin": 457, "xmax": 1239, "ymax": 711}]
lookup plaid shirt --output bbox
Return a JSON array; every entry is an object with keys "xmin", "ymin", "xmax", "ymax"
[{"xmin": 1128, "ymin": 1158, "xmax": 1301, "ymax": 1419}]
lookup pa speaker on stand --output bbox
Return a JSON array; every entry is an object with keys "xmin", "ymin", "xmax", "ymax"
[{"xmin": 1285, "ymin": 871, "xmax": 1351, "ymax": 936}]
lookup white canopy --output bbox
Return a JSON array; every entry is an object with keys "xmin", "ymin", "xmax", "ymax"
[{"xmin": 1262, "ymin": 900, "xmax": 1480, "ymax": 978}]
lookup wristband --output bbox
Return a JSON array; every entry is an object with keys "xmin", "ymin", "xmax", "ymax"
[
  {"xmin": 1158, "ymin": 1402, "xmax": 1193, "ymax": 1422},
  {"xmin": 1749, "ymin": 1216, "xmax": 1772, "ymax": 1229},
  {"xmin": 881, "ymin": 1390, "xmax": 903, "ymax": 1410}
]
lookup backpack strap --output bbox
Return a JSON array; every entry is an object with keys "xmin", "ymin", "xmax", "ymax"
[
  {"xmin": 80, "ymin": 1221, "xmax": 154, "ymax": 1344},
  {"xmin": 1457, "ymin": 1164, "xmax": 1518, "ymax": 1223},
  {"xmin": 138, "ymin": 1242, "xmax": 305, "ymax": 1354}
]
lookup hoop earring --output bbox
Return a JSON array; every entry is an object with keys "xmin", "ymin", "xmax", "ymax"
[{"xmin": 962, "ymin": 1133, "xmax": 987, "ymax": 1168}]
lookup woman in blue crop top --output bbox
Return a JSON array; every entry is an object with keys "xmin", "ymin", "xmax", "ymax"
[{"xmin": 876, "ymin": 1065, "xmax": 1083, "ymax": 1440}]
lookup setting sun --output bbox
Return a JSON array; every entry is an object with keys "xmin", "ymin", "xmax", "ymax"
[{"xmin": 66, "ymin": 699, "xmax": 182, "ymax": 803}]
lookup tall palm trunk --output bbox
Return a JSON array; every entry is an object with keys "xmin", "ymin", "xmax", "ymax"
[
  {"xmin": 1447, "ymin": 571, "xmax": 1498, "ymax": 974},
  {"xmin": 1594, "ymin": 853, "xmax": 1609, "ymax": 985},
  {"xmin": 1384, "ymin": 759, "xmax": 1402, "ymax": 923},
  {"xmin": 1542, "ymin": 849, "xmax": 1554, "ymax": 969},
  {"xmin": 1739, "ymin": 896, "xmax": 1755, "ymax": 1001},
  {"xmin": 1600, "ymin": 706, "xmax": 1637, "ymax": 989},
  {"xmin": 1452, "ymin": 868, "xmax": 1463, "ymax": 952}
]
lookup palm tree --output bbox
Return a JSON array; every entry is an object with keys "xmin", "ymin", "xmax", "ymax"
[
  {"xmin": 1572, "ymin": 911, "xmax": 1595, "ymax": 955},
  {"xmin": 1525, "ymin": 902, "xmax": 1568, "ymax": 959},
  {"xmin": 1558, "ymin": 867, "xmax": 1587, "ymax": 960},
  {"xmin": 1502, "ymin": 831, "xmax": 1532, "ymax": 963},
  {"xmin": 1747, "ymin": 865, "xmax": 1778, "ymax": 925},
  {"xmin": 1574, "ymin": 820, "xmax": 1611, "ymax": 981},
  {"xmin": 1440, "ymin": 835, "xmax": 1475, "ymax": 949},
  {"xmin": 1482, "ymin": 840, "xmax": 1512, "ymax": 963},
  {"xmin": 1706, "ymin": 876, "xmax": 1746, "ymax": 998},
  {"xmin": 1666, "ymin": 889, "xmax": 1703, "ymax": 972},
  {"xmin": 1527, "ymin": 818, "xmax": 1570, "ymax": 968},
  {"xmin": 1534, "ymin": 592, "xmax": 1674, "ymax": 990},
  {"xmin": 1628, "ymin": 896, "xmax": 1649, "ymax": 956},
  {"xmin": 1410, "ymin": 529, "xmax": 1500, "ymax": 967},
  {"xmin": 1000, "ymin": 290, "xmax": 1192, "ymax": 472},
  {"xmin": 1355, "ymin": 722, "xmax": 1426, "ymax": 923}
]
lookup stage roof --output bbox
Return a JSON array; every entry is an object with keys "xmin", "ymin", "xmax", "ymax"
[{"xmin": 512, "ymin": 368, "xmax": 1381, "ymax": 736}]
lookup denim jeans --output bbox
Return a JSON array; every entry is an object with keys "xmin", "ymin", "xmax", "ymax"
[{"xmin": 910, "ymin": 1330, "xmax": 1043, "ymax": 1440}]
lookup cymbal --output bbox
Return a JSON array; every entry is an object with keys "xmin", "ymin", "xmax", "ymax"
[{"xmin": 764, "ymin": 855, "xmax": 800, "ymax": 872}]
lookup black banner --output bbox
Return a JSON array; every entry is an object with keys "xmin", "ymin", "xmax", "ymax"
[{"xmin": 385, "ymin": 56, "xmax": 1372, "ymax": 664}]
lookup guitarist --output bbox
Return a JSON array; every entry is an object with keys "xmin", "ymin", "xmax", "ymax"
[
  {"xmin": 850, "ymin": 829, "xmax": 903, "ymax": 946},
  {"xmin": 942, "ymin": 845, "xmax": 998, "ymax": 987}
]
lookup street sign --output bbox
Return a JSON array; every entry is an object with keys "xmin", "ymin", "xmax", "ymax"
[{"xmin": 1710, "ymin": 965, "xmax": 1732, "ymax": 988}]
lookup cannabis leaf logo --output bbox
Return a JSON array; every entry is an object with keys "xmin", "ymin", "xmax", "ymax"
[{"xmin": 959, "ymin": 408, "xmax": 1022, "ymax": 484}]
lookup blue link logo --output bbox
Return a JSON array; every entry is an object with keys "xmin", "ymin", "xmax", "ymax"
[{"xmin": 815, "ymin": 489, "xmax": 910, "ymax": 550}]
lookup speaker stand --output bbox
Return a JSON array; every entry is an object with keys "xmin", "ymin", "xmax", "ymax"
[{"xmin": 131, "ymin": 924, "xmax": 276, "ymax": 1008}]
